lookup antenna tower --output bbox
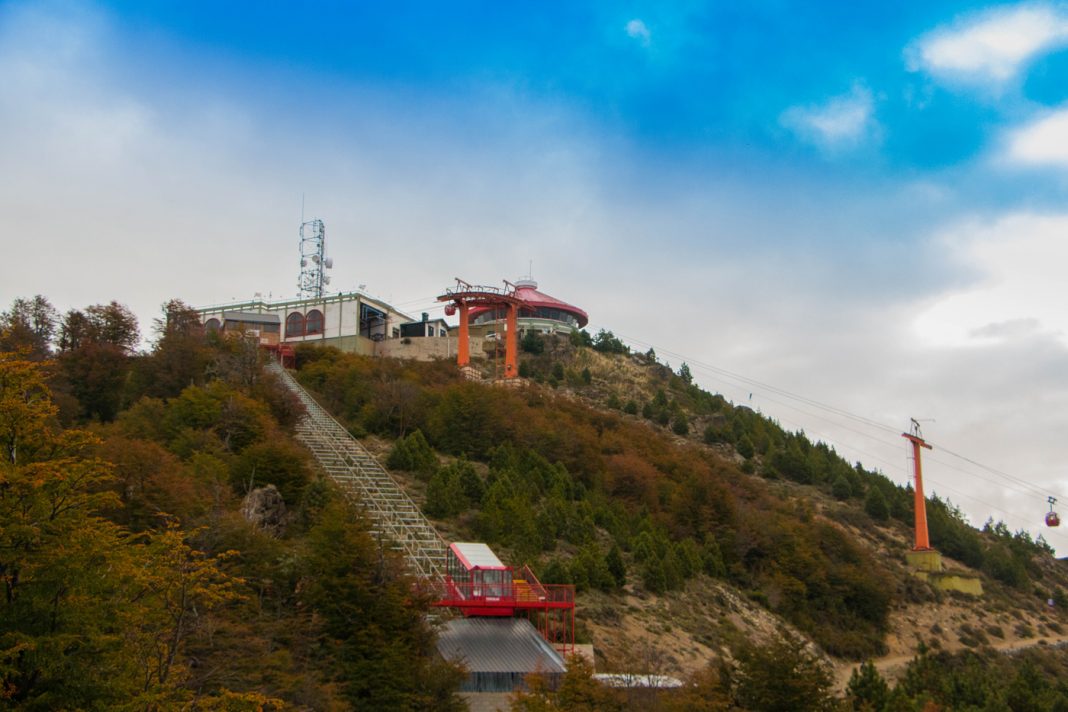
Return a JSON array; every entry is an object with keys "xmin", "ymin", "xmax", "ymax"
[{"xmin": 298, "ymin": 218, "xmax": 333, "ymax": 299}]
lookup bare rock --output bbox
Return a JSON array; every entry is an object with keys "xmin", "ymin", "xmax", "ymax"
[{"xmin": 241, "ymin": 484, "xmax": 288, "ymax": 536}]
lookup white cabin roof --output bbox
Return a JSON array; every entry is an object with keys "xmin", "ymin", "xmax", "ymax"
[{"xmin": 451, "ymin": 542, "xmax": 506, "ymax": 569}]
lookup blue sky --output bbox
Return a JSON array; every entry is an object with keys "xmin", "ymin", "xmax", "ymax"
[{"xmin": 4, "ymin": 0, "xmax": 1068, "ymax": 550}]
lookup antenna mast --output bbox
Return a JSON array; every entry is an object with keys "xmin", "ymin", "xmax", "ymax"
[{"xmin": 298, "ymin": 218, "xmax": 333, "ymax": 299}]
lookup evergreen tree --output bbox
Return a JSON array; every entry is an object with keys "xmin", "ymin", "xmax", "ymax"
[
  {"xmin": 832, "ymin": 474, "xmax": 852, "ymax": 500},
  {"xmin": 672, "ymin": 412, "xmax": 690, "ymax": 436},
  {"xmin": 301, "ymin": 501, "xmax": 465, "ymax": 710},
  {"xmin": 865, "ymin": 486, "xmax": 890, "ymax": 521},
  {"xmin": 521, "ymin": 329, "xmax": 545, "ymax": 354},
  {"xmin": 606, "ymin": 544, "xmax": 627, "ymax": 588},
  {"xmin": 846, "ymin": 661, "xmax": 889, "ymax": 711}
]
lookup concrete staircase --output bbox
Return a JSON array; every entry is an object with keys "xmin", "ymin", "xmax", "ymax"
[{"xmin": 266, "ymin": 360, "xmax": 446, "ymax": 579}]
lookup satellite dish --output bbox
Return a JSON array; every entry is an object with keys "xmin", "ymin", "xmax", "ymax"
[
  {"xmin": 300, "ymin": 259, "xmax": 307, "ymax": 267},
  {"xmin": 311, "ymin": 254, "xmax": 320, "ymax": 264},
  {"xmin": 324, "ymin": 257, "xmax": 334, "ymax": 269},
  {"xmin": 323, "ymin": 276, "xmax": 331, "ymax": 285}
]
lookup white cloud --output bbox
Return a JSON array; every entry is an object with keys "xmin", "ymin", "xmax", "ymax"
[
  {"xmin": 625, "ymin": 18, "xmax": 650, "ymax": 46},
  {"xmin": 780, "ymin": 84, "xmax": 877, "ymax": 151},
  {"xmin": 907, "ymin": 3, "xmax": 1068, "ymax": 86},
  {"xmin": 1004, "ymin": 106, "xmax": 1068, "ymax": 166},
  {"xmin": 914, "ymin": 212, "xmax": 1068, "ymax": 348}
]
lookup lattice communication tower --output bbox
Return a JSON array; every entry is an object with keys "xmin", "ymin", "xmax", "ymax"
[{"xmin": 298, "ymin": 218, "xmax": 333, "ymax": 298}]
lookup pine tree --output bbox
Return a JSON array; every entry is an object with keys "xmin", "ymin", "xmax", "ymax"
[
  {"xmin": 606, "ymin": 544, "xmax": 627, "ymax": 588},
  {"xmin": 846, "ymin": 661, "xmax": 889, "ymax": 711},
  {"xmin": 865, "ymin": 486, "xmax": 890, "ymax": 521}
]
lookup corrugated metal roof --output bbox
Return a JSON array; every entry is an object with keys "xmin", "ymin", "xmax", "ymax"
[
  {"xmin": 452, "ymin": 542, "xmax": 506, "ymax": 569},
  {"xmin": 222, "ymin": 311, "xmax": 280, "ymax": 324},
  {"xmin": 437, "ymin": 618, "xmax": 566, "ymax": 674}
]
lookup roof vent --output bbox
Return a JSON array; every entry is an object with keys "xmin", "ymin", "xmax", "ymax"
[{"xmin": 514, "ymin": 279, "xmax": 538, "ymax": 289}]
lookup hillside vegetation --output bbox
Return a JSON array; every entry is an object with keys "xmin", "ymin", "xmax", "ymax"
[{"xmin": 4, "ymin": 295, "xmax": 1068, "ymax": 711}]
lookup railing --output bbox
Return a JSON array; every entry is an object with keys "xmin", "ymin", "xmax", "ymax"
[
  {"xmin": 266, "ymin": 360, "xmax": 447, "ymax": 579},
  {"xmin": 429, "ymin": 579, "xmax": 575, "ymax": 610}
]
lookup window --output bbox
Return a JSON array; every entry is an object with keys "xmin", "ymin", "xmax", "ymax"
[
  {"xmin": 305, "ymin": 309, "xmax": 324, "ymax": 336},
  {"xmin": 285, "ymin": 312, "xmax": 305, "ymax": 338}
]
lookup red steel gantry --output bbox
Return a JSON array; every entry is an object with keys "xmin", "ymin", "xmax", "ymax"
[
  {"xmin": 431, "ymin": 542, "xmax": 575, "ymax": 654},
  {"xmin": 438, "ymin": 279, "xmax": 523, "ymax": 378}
]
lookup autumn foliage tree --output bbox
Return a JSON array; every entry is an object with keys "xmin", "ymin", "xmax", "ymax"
[{"xmin": 0, "ymin": 353, "xmax": 243, "ymax": 707}]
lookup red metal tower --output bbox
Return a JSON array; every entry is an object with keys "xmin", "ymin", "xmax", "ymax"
[
  {"xmin": 902, "ymin": 419, "xmax": 934, "ymax": 551},
  {"xmin": 439, "ymin": 280, "xmax": 523, "ymax": 379}
]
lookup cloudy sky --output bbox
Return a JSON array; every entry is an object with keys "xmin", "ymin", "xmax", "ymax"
[{"xmin": 3, "ymin": 1, "xmax": 1068, "ymax": 551}]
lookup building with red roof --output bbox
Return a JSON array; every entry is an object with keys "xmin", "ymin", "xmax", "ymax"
[{"xmin": 467, "ymin": 279, "xmax": 588, "ymax": 336}]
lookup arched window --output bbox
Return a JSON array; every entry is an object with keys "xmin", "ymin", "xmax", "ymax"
[
  {"xmin": 286, "ymin": 312, "xmax": 306, "ymax": 338},
  {"xmin": 204, "ymin": 318, "xmax": 221, "ymax": 332},
  {"xmin": 305, "ymin": 309, "xmax": 324, "ymax": 336}
]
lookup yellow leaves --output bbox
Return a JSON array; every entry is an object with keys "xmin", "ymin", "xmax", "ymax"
[
  {"xmin": 123, "ymin": 523, "xmax": 246, "ymax": 693},
  {"xmin": 0, "ymin": 352, "xmax": 58, "ymax": 465}
]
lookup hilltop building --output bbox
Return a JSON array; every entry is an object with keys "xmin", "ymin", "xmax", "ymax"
[
  {"xmin": 195, "ymin": 277, "xmax": 587, "ymax": 365},
  {"xmin": 467, "ymin": 279, "xmax": 588, "ymax": 336},
  {"xmin": 195, "ymin": 291, "xmax": 420, "ymax": 356}
]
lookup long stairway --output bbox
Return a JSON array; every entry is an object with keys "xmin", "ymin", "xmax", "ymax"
[{"xmin": 266, "ymin": 360, "xmax": 446, "ymax": 579}]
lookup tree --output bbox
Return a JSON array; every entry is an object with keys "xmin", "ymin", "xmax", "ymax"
[
  {"xmin": 664, "ymin": 664, "xmax": 731, "ymax": 712},
  {"xmin": 125, "ymin": 523, "xmax": 244, "ymax": 696},
  {"xmin": 301, "ymin": 500, "xmax": 465, "ymax": 710},
  {"xmin": 736, "ymin": 435, "xmax": 755, "ymax": 459},
  {"xmin": 672, "ymin": 413, "xmax": 690, "ymax": 436},
  {"xmin": 425, "ymin": 467, "xmax": 466, "ymax": 518},
  {"xmin": 0, "ymin": 295, "xmax": 58, "ymax": 358},
  {"xmin": 592, "ymin": 330, "xmax": 627, "ymax": 354},
  {"xmin": 846, "ymin": 661, "xmax": 889, "ymax": 711},
  {"xmin": 387, "ymin": 429, "xmax": 438, "ymax": 477},
  {"xmin": 231, "ymin": 439, "xmax": 311, "ymax": 504},
  {"xmin": 864, "ymin": 486, "xmax": 890, "ymax": 521},
  {"xmin": 55, "ymin": 301, "xmax": 141, "ymax": 422},
  {"xmin": 511, "ymin": 655, "xmax": 623, "ymax": 711},
  {"xmin": 606, "ymin": 544, "xmax": 627, "ymax": 587},
  {"xmin": 728, "ymin": 631, "xmax": 835, "ymax": 712},
  {"xmin": 522, "ymin": 330, "xmax": 545, "ymax": 354},
  {"xmin": 135, "ymin": 299, "xmax": 213, "ymax": 399},
  {"xmin": 832, "ymin": 474, "xmax": 852, "ymax": 500},
  {"xmin": 0, "ymin": 354, "xmax": 242, "ymax": 706},
  {"xmin": 678, "ymin": 362, "xmax": 693, "ymax": 384}
]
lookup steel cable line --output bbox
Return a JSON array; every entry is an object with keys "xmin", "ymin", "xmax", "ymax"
[
  {"xmin": 582, "ymin": 324, "xmax": 1068, "ymax": 509},
  {"xmin": 586, "ymin": 324, "xmax": 901, "ymax": 436}
]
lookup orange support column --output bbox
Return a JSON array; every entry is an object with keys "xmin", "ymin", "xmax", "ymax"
[
  {"xmin": 903, "ymin": 431, "xmax": 934, "ymax": 550},
  {"xmin": 504, "ymin": 303, "xmax": 518, "ymax": 378},
  {"xmin": 457, "ymin": 302, "xmax": 470, "ymax": 368}
]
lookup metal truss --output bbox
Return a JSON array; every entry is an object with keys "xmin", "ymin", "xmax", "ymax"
[{"xmin": 267, "ymin": 361, "xmax": 446, "ymax": 579}]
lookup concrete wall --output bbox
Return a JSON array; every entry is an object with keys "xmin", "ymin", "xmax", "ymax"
[{"xmin": 375, "ymin": 336, "xmax": 487, "ymax": 362}]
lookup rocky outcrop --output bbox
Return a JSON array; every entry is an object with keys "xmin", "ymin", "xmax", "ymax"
[{"xmin": 241, "ymin": 484, "xmax": 288, "ymax": 537}]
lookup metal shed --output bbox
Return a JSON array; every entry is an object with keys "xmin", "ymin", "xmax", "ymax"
[{"xmin": 436, "ymin": 617, "xmax": 567, "ymax": 693}]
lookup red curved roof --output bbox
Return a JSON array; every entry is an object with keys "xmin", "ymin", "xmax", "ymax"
[{"xmin": 468, "ymin": 280, "xmax": 588, "ymax": 328}]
